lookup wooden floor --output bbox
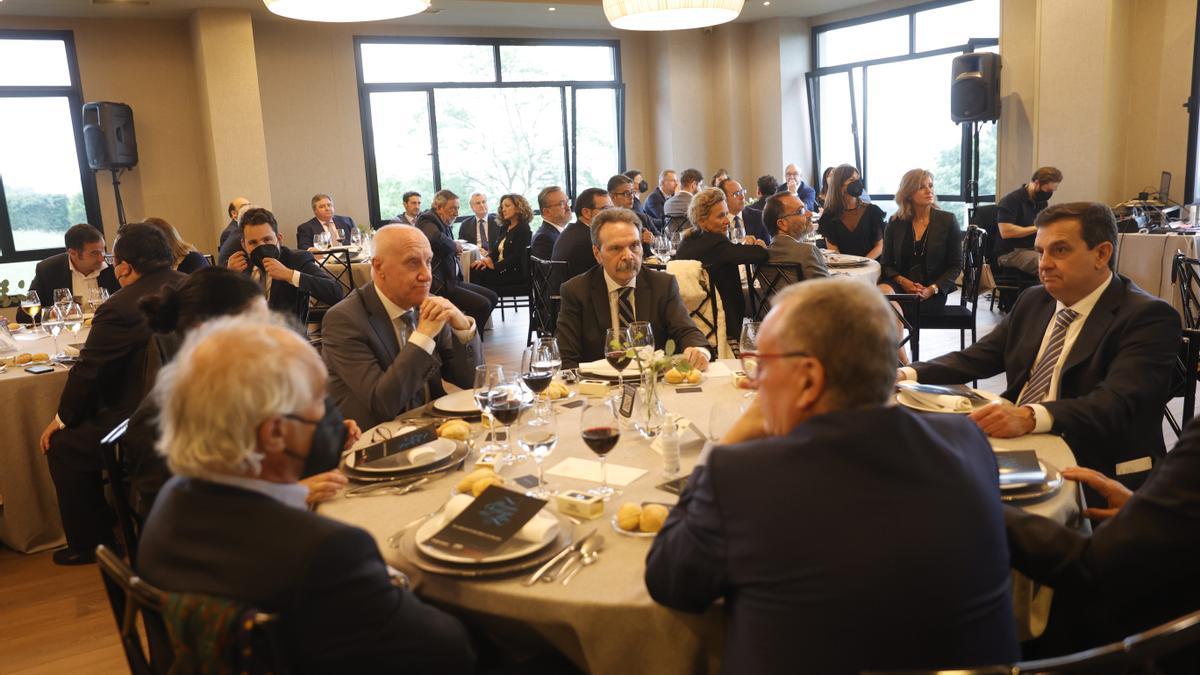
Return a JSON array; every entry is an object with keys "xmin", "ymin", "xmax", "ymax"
[{"xmin": 0, "ymin": 295, "xmax": 1181, "ymax": 673}]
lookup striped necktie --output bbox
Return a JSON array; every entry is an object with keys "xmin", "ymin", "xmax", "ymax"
[
  {"xmin": 617, "ymin": 287, "xmax": 635, "ymax": 329},
  {"xmin": 1018, "ymin": 308, "xmax": 1079, "ymax": 405}
]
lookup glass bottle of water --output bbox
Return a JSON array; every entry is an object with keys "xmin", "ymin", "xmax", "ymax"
[{"xmin": 660, "ymin": 415, "xmax": 680, "ymax": 477}]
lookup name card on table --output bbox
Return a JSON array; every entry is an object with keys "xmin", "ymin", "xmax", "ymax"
[{"xmin": 426, "ymin": 485, "xmax": 547, "ymax": 559}]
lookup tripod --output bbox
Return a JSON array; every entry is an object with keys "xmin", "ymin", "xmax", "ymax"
[{"xmin": 108, "ymin": 168, "xmax": 128, "ymax": 229}]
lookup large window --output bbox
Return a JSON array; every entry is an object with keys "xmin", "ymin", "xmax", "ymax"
[
  {"xmin": 0, "ymin": 31, "xmax": 100, "ymax": 294},
  {"xmin": 808, "ymin": 0, "xmax": 999, "ymax": 224},
  {"xmin": 356, "ymin": 38, "xmax": 624, "ymax": 224}
]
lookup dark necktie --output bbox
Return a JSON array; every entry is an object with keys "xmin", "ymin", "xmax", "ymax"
[
  {"xmin": 617, "ymin": 287, "xmax": 634, "ymax": 329},
  {"xmin": 1018, "ymin": 308, "xmax": 1079, "ymax": 405}
]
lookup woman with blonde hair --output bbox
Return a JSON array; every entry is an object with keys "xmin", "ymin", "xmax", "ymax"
[
  {"xmin": 675, "ymin": 187, "xmax": 768, "ymax": 340},
  {"xmin": 817, "ymin": 164, "xmax": 886, "ymax": 258},
  {"xmin": 144, "ymin": 217, "xmax": 210, "ymax": 274},
  {"xmin": 878, "ymin": 169, "xmax": 962, "ymax": 362},
  {"xmin": 470, "ymin": 193, "xmax": 533, "ymax": 290}
]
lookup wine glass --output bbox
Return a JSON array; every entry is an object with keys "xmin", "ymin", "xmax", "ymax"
[
  {"xmin": 53, "ymin": 288, "xmax": 73, "ymax": 312},
  {"xmin": 42, "ymin": 306, "xmax": 64, "ymax": 360},
  {"xmin": 628, "ymin": 321, "xmax": 654, "ymax": 352},
  {"xmin": 729, "ymin": 222, "xmax": 746, "ymax": 245},
  {"xmin": 604, "ymin": 327, "xmax": 632, "ymax": 383},
  {"xmin": 63, "ymin": 301, "xmax": 84, "ymax": 338},
  {"xmin": 670, "ymin": 230, "xmax": 684, "ymax": 255},
  {"xmin": 473, "ymin": 364, "xmax": 505, "ymax": 455},
  {"xmin": 349, "ymin": 228, "xmax": 363, "ymax": 247},
  {"xmin": 652, "ymin": 234, "xmax": 672, "ymax": 263},
  {"xmin": 516, "ymin": 412, "xmax": 557, "ymax": 498},
  {"xmin": 738, "ymin": 322, "xmax": 762, "ymax": 379},
  {"xmin": 21, "ymin": 290, "xmax": 41, "ymax": 333},
  {"xmin": 580, "ymin": 397, "xmax": 621, "ymax": 500},
  {"xmin": 86, "ymin": 286, "xmax": 108, "ymax": 313},
  {"xmin": 522, "ymin": 339, "xmax": 560, "ymax": 423},
  {"xmin": 487, "ymin": 375, "xmax": 526, "ymax": 463}
]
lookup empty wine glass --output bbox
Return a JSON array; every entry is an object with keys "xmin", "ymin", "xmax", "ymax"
[
  {"xmin": 729, "ymin": 222, "xmax": 746, "ymax": 245},
  {"xmin": 738, "ymin": 322, "xmax": 762, "ymax": 379},
  {"xmin": 86, "ymin": 286, "xmax": 109, "ymax": 313},
  {"xmin": 21, "ymin": 290, "xmax": 41, "ymax": 333},
  {"xmin": 580, "ymin": 396, "xmax": 621, "ymax": 500},
  {"xmin": 349, "ymin": 228, "xmax": 363, "ymax": 247},
  {"xmin": 63, "ymin": 302, "xmax": 84, "ymax": 355},
  {"xmin": 473, "ymin": 364, "xmax": 505, "ymax": 455},
  {"xmin": 53, "ymin": 288, "xmax": 73, "ymax": 312},
  {"xmin": 42, "ymin": 306, "xmax": 64, "ymax": 360},
  {"xmin": 652, "ymin": 234, "xmax": 672, "ymax": 263},
  {"xmin": 516, "ymin": 412, "xmax": 558, "ymax": 498}
]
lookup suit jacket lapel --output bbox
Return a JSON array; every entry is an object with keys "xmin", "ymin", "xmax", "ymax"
[
  {"xmin": 1060, "ymin": 276, "xmax": 1122, "ymax": 374},
  {"xmin": 362, "ymin": 284, "xmax": 402, "ymax": 362},
  {"xmin": 1008, "ymin": 292, "xmax": 1056, "ymax": 395},
  {"xmin": 589, "ymin": 269, "xmax": 612, "ymax": 341},
  {"xmin": 634, "ymin": 268, "xmax": 654, "ymax": 329}
]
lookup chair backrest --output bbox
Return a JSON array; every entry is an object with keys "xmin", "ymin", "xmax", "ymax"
[
  {"xmin": 530, "ymin": 255, "xmax": 566, "ymax": 337},
  {"xmin": 663, "ymin": 214, "xmax": 689, "ymax": 236},
  {"xmin": 96, "ymin": 544, "xmax": 173, "ymax": 675},
  {"xmin": 1124, "ymin": 607, "xmax": 1200, "ymax": 672},
  {"xmin": 316, "ymin": 248, "xmax": 356, "ymax": 296},
  {"xmin": 203, "ymin": 254, "xmax": 215, "ymax": 267},
  {"xmin": 1172, "ymin": 252, "xmax": 1200, "ymax": 330},
  {"xmin": 970, "ymin": 203, "xmax": 1001, "ymax": 264},
  {"xmin": 958, "ymin": 225, "xmax": 987, "ymax": 309},
  {"xmin": 99, "ymin": 419, "xmax": 140, "ymax": 566},
  {"xmin": 749, "ymin": 263, "xmax": 803, "ymax": 321},
  {"xmin": 667, "ymin": 260, "xmax": 726, "ymax": 356}
]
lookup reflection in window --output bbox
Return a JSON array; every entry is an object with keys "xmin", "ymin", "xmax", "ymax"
[
  {"xmin": 574, "ymin": 89, "xmax": 620, "ymax": 192},
  {"xmin": 369, "ymin": 91, "xmax": 435, "ymax": 219}
]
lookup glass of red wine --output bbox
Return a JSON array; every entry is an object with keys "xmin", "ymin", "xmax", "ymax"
[
  {"xmin": 487, "ymin": 374, "xmax": 526, "ymax": 462},
  {"xmin": 604, "ymin": 327, "xmax": 633, "ymax": 383},
  {"xmin": 580, "ymin": 396, "xmax": 621, "ymax": 499},
  {"xmin": 521, "ymin": 340, "xmax": 559, "ymax": 424}
]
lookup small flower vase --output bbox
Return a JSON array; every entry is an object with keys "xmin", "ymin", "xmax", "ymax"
[{"xmin": 633, "ymin": 366, "xmax": 666, "ymax": 439}]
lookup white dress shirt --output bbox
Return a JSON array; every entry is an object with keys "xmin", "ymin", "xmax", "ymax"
[
  {"xmin": 376, "ymin": 289, "xmax": 477, "ymax": 354},
  {"xmin": 70, "ymin": 258, "xmax": 107, "ymax": 301},
  {"xmin": 604, "ymin": 270, "xmax": 637, "ymax": 335}
]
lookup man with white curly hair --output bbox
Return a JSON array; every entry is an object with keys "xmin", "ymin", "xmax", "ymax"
[{"xmin": 136, "ymin": 314, "xmax": 475, "ymax": 673}]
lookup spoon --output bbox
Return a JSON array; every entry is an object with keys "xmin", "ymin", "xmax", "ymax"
[{"xmin": 561, "ymin": 535, "xmax": 604, "ymax": 585}]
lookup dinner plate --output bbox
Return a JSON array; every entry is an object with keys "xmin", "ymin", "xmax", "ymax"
[
  {"xmin": 432, "ymin": 389, "xmax": 484, "ymax": 416},
  {"xmin": 1000, "ymin": 460, "xmax": 1064, "ymax": 502},
  {"xmin": 339, "ymin": 442, "xmax": 467, "ymax": 483},
  {"xmin": 610, "ymin": 516, "xmax": 657, "ymax": 538},
  {"xmin": 415, "ymin": 510, "xmax": 559, "ymax": 564},
  {"xmin": 397, "ymin": 516, "xmax": 574, "ymax": 579},
  {"xmin": 345, "ymin": 437, "xmax": 456, "ymax": 473},
  {"xmin": 896, "ymin": 389, "xmax": 1001, "ymax": 414}
]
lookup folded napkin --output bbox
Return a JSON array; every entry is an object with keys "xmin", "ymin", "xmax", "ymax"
[
  {"xmin": 902, "ymin": 389, "xmax": 972, "ymax": 412},
  {"xmin": 437, "ymin": 493, "xmax": 556, "ymax": 544},
  {"xmin": 579, "ymin": 358, "xmax": 634, "ymax": 378}
]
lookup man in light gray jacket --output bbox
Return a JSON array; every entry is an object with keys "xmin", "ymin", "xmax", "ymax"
[
  {"xmin": 321, "ymin": 225, "xmax": 481, "ymax": 430},
  {"xmin": 763, "ymin": 191, "xmax": 829, "ymax": 288}
]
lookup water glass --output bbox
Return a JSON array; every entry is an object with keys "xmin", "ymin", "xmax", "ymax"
[
  {"xmin": 730, "ymin": 223, "xmax": 746, "ymax": 245},
  {"xmin": 53, "ymin": 288, "xmax": 73, "ymax": 312},
  {"xmin": 516, "ymin": 413, "xmax": 558, "ymax": 498},
  {"xmin": 42, "ymin": 306, "xmax": 65, "ymax": 360},
  {"xmin": 473, "ymin": 364, "xmax": 505, "ymax": 455}
]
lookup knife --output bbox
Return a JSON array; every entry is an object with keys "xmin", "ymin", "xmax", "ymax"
[
  {"xmin": 897, "ymin": 381, "xmax": 991, "ymax": 404},
  {"xmin": 523, "ymin": 529, "xmax": 596, "ymax": 586},
  {"xmin": 344, "ymin": 476, "xmax": 429, "ymax": 498}
]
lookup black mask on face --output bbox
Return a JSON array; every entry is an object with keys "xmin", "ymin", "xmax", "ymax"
[
  {"xmin": 637, "ymin": 180, "xmax": 649, "ymax": 193},
  {"xmin": 1033, "ymin": 189, "xmax": 1053, "ymax": 202},
  {"xmin": 285, "ymin": 402, "xmax": 347, "ymax": 477},
  {"xmin": 249, "ymin": 244, "xmax": 281, "ymax": 271},
  {"xmin": 846, "ymin": 179, "xmax": 865, "ymax": 198}
]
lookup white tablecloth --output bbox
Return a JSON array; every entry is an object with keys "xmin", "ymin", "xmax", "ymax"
[
  {"xmin": 1115, "ymin": 231, "xmax": 1200, "ymax": 316},
  {"xmin": 322, "ymin": 361, "xmax": 1081, "ymax": 671},
  {"xmin": 825, "ymin": 252, "xmax": 881, "ymax": 283}
]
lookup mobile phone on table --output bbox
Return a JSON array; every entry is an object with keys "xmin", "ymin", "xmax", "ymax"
[
  {"xmin": 656, "ymin": 476, "xmax": 688, "ymax": 495},
  {"xmin": 24, "ymin": 365, "xmax": 54, "ymax": 374}
]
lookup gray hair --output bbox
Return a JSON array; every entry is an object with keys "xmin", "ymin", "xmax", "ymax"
[
  {"xmin": 154, "ymin": 313, "xmax": 325, "ymax": 478},
  {"xmin": 770, "ymin": 277, "xmax": 898, "ymax": 409},
  {"xmin": 432, "ymin": 189, "xmax": 459, "ymax": 209},
  {"xmin": 688, "ymin": 187, "xmax": 726, "ymax": 226},
  {"xmin": 591, "ymin": 207, "xmax": 641, "ymax": 247}
]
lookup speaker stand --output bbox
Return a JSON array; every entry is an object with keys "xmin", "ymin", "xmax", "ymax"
[{"xmin": 108, "ymin": 168, "xmax": 128, "ymax": 229}]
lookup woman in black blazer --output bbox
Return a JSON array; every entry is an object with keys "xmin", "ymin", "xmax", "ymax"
[
  {"xmin": 675, "ymin": 187, "xmax": 768, "ymax": 340},
  {"xmin": 879, "ymin": 169, "xmax": 963, "ymax": 313},
  {"xmin": 470, "ymin": 193, "xmax": 532, "ymax": 289}
]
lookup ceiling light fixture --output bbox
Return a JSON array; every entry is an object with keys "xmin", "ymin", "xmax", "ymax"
[
  {"xmin": 263, "ymin": 0, "xmax": 430, "ymax": 22},
  {"xmin": 603, "ymin": 0, "xmax": 743, "ymax": 31},
  {"xmin": 548, "ymin": 6, "xmax": 556, "ymax": 9}
]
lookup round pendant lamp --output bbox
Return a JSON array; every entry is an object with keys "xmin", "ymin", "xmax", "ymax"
[
  {"xmin": 603, "ymin": 0, "xmax": 743, "ymax": 31},
  {"xmin": 263, "ymin": 0, "xmax": 431, "ymax": 22}
]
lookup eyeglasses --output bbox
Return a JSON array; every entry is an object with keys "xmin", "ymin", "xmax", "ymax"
[
  {"xmin": 782, "ymin": 207, "xmax": 807, "ymax": 219},
  {"xmin": 738, "ymin": 349, "xmax": 811, "ymax": 382},
  {"xmin": 611, "ymin": 189, "xmax": 633, "ymax": 198},
  {"xmin": 731, "ymin": 189, "xmax": 747, "ymax": 198}
]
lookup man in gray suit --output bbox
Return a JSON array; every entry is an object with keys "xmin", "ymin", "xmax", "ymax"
[
  {"xmin": 662, "ymin": 168, "xmax": 702, "ymax": 234},
  {"xmin": 556, "ymin": 207, "xmax": 711, "ymax": 370},
  {"xmin": 763, "ymin": 191, "xmax": 829, "ymax": 287},
  {"xmin": 322, "ymin": 225, "xmax": 481, "ymax": 430}
]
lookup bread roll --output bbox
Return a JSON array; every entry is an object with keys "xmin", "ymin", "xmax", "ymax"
[
  {"xmin": 617, "ymin": 503, "xmax": 642, "ymax": 531},
  {"xmin": 437, "ymin": 419, "xmax": 471, "ymax": 441},
  {"xmin": 639, "ymin": 504, "xmax": 669, "ymax": 532},
  {"xmin": 456, "ymin": 468, "xmax": 496, "ymax": 494},
  {"xmin": 471, "ymin": 474, "xmax": 505, "ymax": 497},
  {"xmin": 15, "ymin": 353, "xmax": 32, "ymax": 364}
]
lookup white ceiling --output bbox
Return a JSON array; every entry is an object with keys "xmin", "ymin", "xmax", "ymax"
[{"xmin": 0, "ymin": 0, "xmax": 878, "ymax": 30}]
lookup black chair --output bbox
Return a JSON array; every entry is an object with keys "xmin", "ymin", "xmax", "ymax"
[
  {"xmin": 1171, "ymin": 252, "xmax": 1200, "ymax": 330},
  {"xmin": 98, "ymin": 419, "xmax": 140, "ymax": 566},
  {"xmin": 747, "ymin": 263, "xmax": 804, "ymax": 322},
  {"xmin": 316, "ymin": 248, "xmax": 357, "ymax": 296},
  {"xmin": 974, "ymin": 203, "xmax": 1038, "ymax": 313},
  {"xmin": 920, "ymin": 225, "xmax": 986, "ymax": 350},
  {"xmin": 530, "ymin": 255, "xmax": 565, "ymax": 345},
  {"xmin": 202, "ymin": 254, "xmax": 215, "ymax": 267},
  {"xmin": 1165, "ymin": 328, "xmax": 1200, "ymax": 437},
  {"xmin": 689, "ymin": 267, "xmax": 723, "ymax": 354},
  {"xmin": 95, "ymin": 545, "xmax": 287, "ymax": 675},
  {"xmin": 883, "ymin": 293, "xmax": 921, "ymax": 363},
  {"xmin": 488, "ymin": 246, "xmax": 532, "ymax": 322}
]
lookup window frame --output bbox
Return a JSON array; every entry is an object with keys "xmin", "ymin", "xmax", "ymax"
[
  {"xmin": 808, "ymin": 0, "xmax": 999, "ymax": 209},
  {"xmin": 0, "ymin": 29, "xmax": 103, "ymax": 264},
  {"xmin": 354, "ymin": 36, "xmax": 625, "ymax": 225}
]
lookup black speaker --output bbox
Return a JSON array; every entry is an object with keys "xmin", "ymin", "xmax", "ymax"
[
  {"xmin": 950, "ymin": 52, "xmax": 1000, "ymax": 123},
  {"xmin": 82, "ymin": 101, "xmax": 138, "ymax": 170}
]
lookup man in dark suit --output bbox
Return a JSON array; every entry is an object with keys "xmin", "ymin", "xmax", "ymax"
[
  {"xmin": 217, "ymin": 196, "xmax": 249, "ymax": 251},
  {"xmin": 720, "ymin": 177, "xmax": 771, "ymax": 244},
  {"xmin": 531, "ymin": 185, "xmax": 571, "ymax": 262},
  {"xmin": 743, "ymin": 175, "xmax": 777, "ymax": 239},
  {"xmin": 137, "ymin": 316, "xmax": 474, "ymax": 673},
  {"xmin": 396, "ymin": 190, "xmax": 422, "ymax": 226},
  {"xmin": 322, "ymin": 225, "xmax": 482, "ymax": 430},
  {"xmin": 901, "ymin": 202, "xmax": 1180, "ymax": 487},
  {"xmin": 1005, "ymin": 415, "xmax": 1200, "ymax": 658},
  {"xmin": 623, "ymin": 169, "xmax": 647, "ymax": 214},
  {"xmin": 643, "ymin": 169, "xmax": 676, "ymax": 223},
  {"xmin": 555, "ymin": 207, "xmax": 710, "ymax": 370},
  {"xmin": 227, "ymin": 207, "xmax": 343, "ymax": 323},
  {"xmin": 295, "ymin": 193, "xmax": 357, "ymax": 250},
  {"xmin": 645, "ymin": 277, "xmax": 1019, "ymax": 674},
  {"xmin": 608, "ymin": 174, "xmax": 660, "ymax": 256},
  {"xmin": 38, "ymin": 223, "xmax": 187, "ymax": 565},
  {"xmin": 415, "ymin": 190, "xmax": 498, "ymax": 330},
  {"xmin": 457, "ymin": 192, "xmax": 501, "ymax": 251},
  {"xmin": 782, "ymin": 163, "xmax": 818, "ymax": 212},
  {"xmin": 19, "ymin": 223, "xmax": 121, "ymax": 323},
  {"xmin": 550, "ymin": 187, "xmax": 610, "ymax": 292}
]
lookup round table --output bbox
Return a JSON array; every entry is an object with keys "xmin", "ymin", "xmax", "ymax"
[
  {"xmin": 824, "ymin": 251, "xmax": 881, "ymax": 283},
  {"xmin": 321, "ymin": 361, "xmax": 1082, "ymax": 672},
  {"xmin": 0, "ymin": 325, "xmax": 90, "ymax": 552}
]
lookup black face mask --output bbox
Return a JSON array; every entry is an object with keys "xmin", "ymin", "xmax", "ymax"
[
  {"xmin": 285, "ymin": 402, "xmax": 347, "ymax": 477},
  {"xmin": 637, "ymin": 180, "xmax": 649, "ymax": 193},
  {"xmin": 1033, "ymin": 190, "xmax": 1053, "ymax": 202},
  {"xmin": 249, "ymin": 244, "xmax": 280, "ymax": 271},
  {"xmin": 846, "ymin": 179, "xmax": 865, "ymax": 198}
]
